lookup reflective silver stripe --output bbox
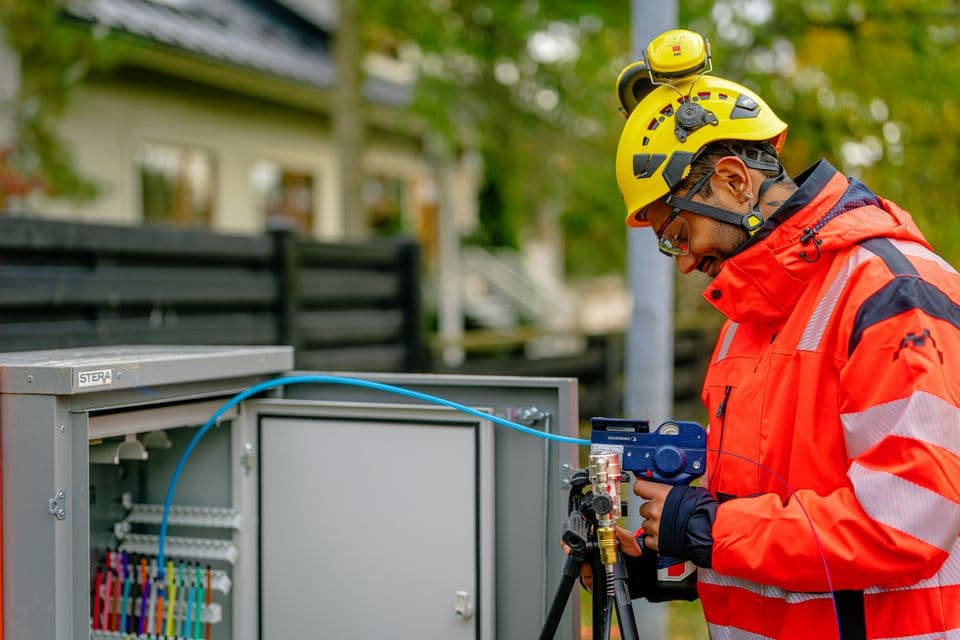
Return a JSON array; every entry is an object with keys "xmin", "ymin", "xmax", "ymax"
[
  {"xmin": 841, "ymin": 391, "xmax": 960, "ymax": 458},
  {"xmin": 797, "ymin": 247, "xmax": 872, "ymax": 351},
  {"xmin": 890, "ymin": 238, "xmax": 960, "ymax": 276},
  {"xmin": 848, "ymin": 462, "xmax": 960, "ymax": 552},
  {"xmin": 715, "ymin": 322, "xmax": 739, "ymax": 362},
  {"xmin": 874, "ymin": 628, "xmax": 960, "ymax": 640},
  {"xmin": 699, "ymin": 568, "xmax": 832, "ymax": 604},
  {"xmin": 867, "ymin": 536, "xmax": 960, "ymax": 594},
  {"xmin": 707, "ymin": 623, "xmax": 775, "ymax": 640}
]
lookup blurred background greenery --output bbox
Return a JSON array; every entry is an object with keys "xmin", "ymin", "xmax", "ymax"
[
  {"xmin": 4, "ymin": 0, "xmax": 958, "ymax": 271},
  {"xmin": 356, "ymin": 0, "xmax": 960, "ymax": 275}
]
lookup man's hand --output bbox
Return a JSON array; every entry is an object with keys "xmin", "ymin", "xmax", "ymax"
[
  {"xmin": 561, "ymin": 527, "xmax": 643, "ymax": 591},
  {"xmin": 634, "ymin": 478, "xmax": 672, "ymax": 553}
]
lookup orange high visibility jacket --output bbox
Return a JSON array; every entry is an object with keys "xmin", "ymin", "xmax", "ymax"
[{"xmin": 697, "ymin": 161, "xmax": 960, "ymax": 640}]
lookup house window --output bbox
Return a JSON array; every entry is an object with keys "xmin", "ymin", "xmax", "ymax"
[
  {"xmin": 363, "ymin": 173, "xmax": 405, "ymax": 235},
  {"xmin": 250, "ymin": 161, "xmax": 315, "ymax": 234},
  {"xmin": 138, "ymin": 143, "xmax": 215, "ymax": 227}
]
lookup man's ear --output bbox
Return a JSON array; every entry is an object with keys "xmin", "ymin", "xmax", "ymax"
[{"xmin": 711, "ymin": 156, "xmax": 752, "ymax": 200}]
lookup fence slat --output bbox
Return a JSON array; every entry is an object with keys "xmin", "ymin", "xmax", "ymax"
[
  {"xmin": 297, "ymin": 310, "xmax": 403, "ymax": 346},
  {"xmin": 297, "ymin": 240, "xmax": 402, "ymax": 267},
  {"xmin": 0, "ymin": 217, "xmax": 273, "ymax": 261},
  {"xmin": 297, "ymin": 269, "xmax": 399, "ymax": 305},
  {"xmin": 0, "ymin": 266, "xmax": 276, "ymax": 307}
]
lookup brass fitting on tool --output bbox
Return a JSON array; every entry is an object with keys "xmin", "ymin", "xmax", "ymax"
[
  {"xmin": 597, "ymin": 524, "xmax": 617, "ymax": 566},
  {"xmin": 588, "ymin": 452, "xmax": 623, "ymax": 568}
]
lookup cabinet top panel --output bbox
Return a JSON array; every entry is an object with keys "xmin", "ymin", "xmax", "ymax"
[{"xmin": 0, "ymin": 345, "xmax": 293, "ymax": 395}]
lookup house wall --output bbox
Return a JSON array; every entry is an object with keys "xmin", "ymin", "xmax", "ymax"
[{"xmin": 42, "ymin": 72, "xmax": 437, "ymax": 241}]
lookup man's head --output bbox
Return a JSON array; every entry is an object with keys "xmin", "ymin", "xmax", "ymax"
[
  {"xmin": 615, "ymin": 30, "xmax": 789, "ymax": 274},
  {"xmin": 642, "ymin": 140, "xmax": 786, "ymax": 276}
]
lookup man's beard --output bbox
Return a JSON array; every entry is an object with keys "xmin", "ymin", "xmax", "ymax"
[{"xmin": 699, "ymin": 218, "xmax": 749, "ymax": 277}]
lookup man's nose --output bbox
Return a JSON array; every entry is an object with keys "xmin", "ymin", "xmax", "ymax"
[{"xmin": 675, "ymin": 253, "xmax": 697, "ymax": 274}]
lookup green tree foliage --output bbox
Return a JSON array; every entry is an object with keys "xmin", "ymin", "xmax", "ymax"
[
  {"xmin": 6, "ymin": 0, "xmax": 956, "ymax": 270},
  {"xmin": 681, "ymin": 0, "xmax": 960, "ymax": 264},
  {"xmin": 0, "ymin": 0, "xmax": 122, "ymax": 203},
  {"xmin": 363, "ymin": 1, "xmax": 960, "ymax": 274},
  {"xmin": 359, "ymin": 1, "xmax": 632, "ymax": 275}
]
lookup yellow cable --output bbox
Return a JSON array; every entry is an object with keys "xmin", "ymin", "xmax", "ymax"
[{"xmin": 165, "ymin": 561, "xmax": 177, "ymax": 636}]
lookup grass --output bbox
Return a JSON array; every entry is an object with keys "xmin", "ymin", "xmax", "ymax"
[{"xmin": 666, "ymin": 600, "xmax": 709, "ymax": 639}]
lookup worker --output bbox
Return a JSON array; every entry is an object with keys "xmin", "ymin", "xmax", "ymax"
[{"xmin": 614, "ymin": 29, "xmax": 960, "ymax": 639}]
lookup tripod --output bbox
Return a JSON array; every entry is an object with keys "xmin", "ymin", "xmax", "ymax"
[{"xmin": 539, "ymin": 468, "xmax": 640, "ymax": 640}]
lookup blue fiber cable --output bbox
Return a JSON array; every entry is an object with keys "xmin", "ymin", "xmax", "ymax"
[{"xmin": 156, "ymin": 374, "xmax": 590, "ymax": 577}]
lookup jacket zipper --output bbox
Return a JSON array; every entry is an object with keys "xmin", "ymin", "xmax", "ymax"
[
  {"xmin": 710, "ymin": 385, "xmax": 732, "ymax": 494},
  {"xmin": 716, "ymin": 386, "xmax": 731, "ymax": 420}
]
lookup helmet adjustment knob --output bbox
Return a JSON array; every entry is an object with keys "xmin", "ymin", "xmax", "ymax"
[
  {"xmin": 677, "ymin": 102, "xmax": 704, "ymax": 128},
  {"xmin": 674, "ymin": 103, "xmax": 718, "ymax": 142}
]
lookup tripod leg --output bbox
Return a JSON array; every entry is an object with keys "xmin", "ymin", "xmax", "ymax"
[
  {"xmin": 538, "ymin": 552, "xmax": 585, "ymax": 640},
  {"xmin": 591, "ymin": 561, "xmax": 614, "ymax": 639},
  {"xmin": 612, "ymin": 554, "xmax": 640, "ymax": 640},
  {"xmin": 600, "ymin": 593, "xmax": 613, "ymax": 640}
]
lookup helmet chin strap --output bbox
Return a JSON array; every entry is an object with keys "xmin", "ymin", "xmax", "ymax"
[{"xmin": 663, "ymin": 161, "xmax": 786, "ymax": 237}]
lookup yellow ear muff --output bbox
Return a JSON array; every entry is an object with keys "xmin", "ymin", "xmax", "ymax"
[{"xmin": 645, "ymin": 29, "xmax": 711, "ymax": 80}]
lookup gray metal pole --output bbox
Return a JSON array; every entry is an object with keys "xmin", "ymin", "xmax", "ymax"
[
  {"xmin": 0, "ymin": 25, "xmax": 20, "ymax": 149},
  {"xmin": 430, "ymin": 138, "xmax": 465, "ymax": 367},
  {"xmin": 625, "ymin": 2, "xmax": 678, "ymax": 639}
]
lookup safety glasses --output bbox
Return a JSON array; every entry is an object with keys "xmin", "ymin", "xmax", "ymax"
[
  {"xmin": 652, "ymin": 166, "xmax": 715, "ymax": 257},
  {"xmin": 654, "ymin": 208, "xmax": 689, "ymax": 257}
]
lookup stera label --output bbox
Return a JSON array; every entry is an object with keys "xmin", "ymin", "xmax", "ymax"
[{"xmin": 78, "ymin": 369, "xmax": 113, "ymax": 388}]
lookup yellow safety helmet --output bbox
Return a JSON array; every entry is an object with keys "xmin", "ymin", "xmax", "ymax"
[{"xmin": 615, "ymin": 30, "xmax": 787, "ymax": 227}]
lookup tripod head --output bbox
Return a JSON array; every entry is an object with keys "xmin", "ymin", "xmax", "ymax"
[
  {"xmin": 563, "ymin": 463, "xmax": 627, "ymax": 543},
  {"xmin": 562, "ymin": 467, "xmax": 625, "ymax": 554},
  {"xmin": 541, "ymin": 459, "xmax": 639, "ymax": 640}
]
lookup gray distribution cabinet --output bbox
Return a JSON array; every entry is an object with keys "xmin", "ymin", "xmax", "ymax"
[{"xmin": 0, "ymin": 346, "xmax": 581, "ymax": 639}]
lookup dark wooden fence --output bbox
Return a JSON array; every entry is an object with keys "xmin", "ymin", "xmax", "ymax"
[{"xmin": 0, "ymin": 216, "xmax": 425, "ymax": 372}]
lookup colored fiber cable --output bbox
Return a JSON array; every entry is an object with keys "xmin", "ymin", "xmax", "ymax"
[
  {"xmin": 147, "ymin": 562, "xmax": 158, "ymax": 636},
  {"xmin": 177, "ymin": 562, "xmax": 187, "ymax": 638},
  {"xmin": 164, "ymin": 561, "xmax": 176, "ymax": 637},
  {"xmin": 119, "ymin": 552, "xmax": 130, "ymax": 633},
  {"xmin": 194, "ymin": 565, "xmax": 205, "ymax": 640},
  {"xmin": 112, "ymin": 556, "xmax": 122, "ymax": 631},
  {"xmin": 102, "ymin": 555, "xmax": 113, "ymax": 631},
  {"xmin": 154, "ymin": 575, "xmax": 164, "ymax": 638},
  {"xmin": 138, "ymin": 558, "xmax": 149, "ymax": 635},
  {"xmin": 92, "ymin": 568, "xmax": 103, "ymax": 631},
  {"xmin": 185, "ymin": 583, "xmax": 196, "ymax": 638},
  {"xmin": 138, "ymin": 579, "xmax": 150, "ymax": 636},
  {"xmin": 204, "ymin": 565, "xmax": 212, "ymax": 640}
]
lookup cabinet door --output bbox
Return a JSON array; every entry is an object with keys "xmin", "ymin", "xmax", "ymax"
[{"xmin": 248, "ymin": 401, "xmax": 494, "ymax": 640}]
